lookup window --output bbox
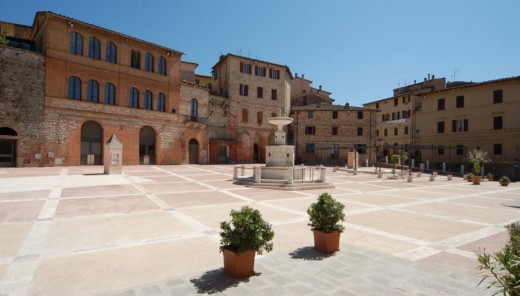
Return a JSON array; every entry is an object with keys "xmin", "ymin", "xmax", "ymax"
[
  {"xmin": 376, "ymin": 130, "xmax": 380, "ymax": 137},
  {"xmin": 438, "ymin": 98, "xmax": 445, "ymax": 110},
  {"xmin": 456, "ymin": 95, "xmax": 464, "ymax": 108},
  {"xmin": 357, "ymin": 127, "xmax": 363, "ymax": 136},
  {"xmin": 271, "ymin": 112, "xmax": 276, "ymax": 118},
  {"xmin": 307, "ymin": 111, "xmax": 313, "ymax": 119},
  {"xmin": 157, "ymin": 92, "xmax": 165, "ymax": 112},
  {"xmin": 375, "ymin": 103, "xmax": 379, "ymax": 109},
  {"xmin": 69, "ymin": 32, "xmax": 83, "ymax": 55},
  {"xmin": 394, "ymin": 98, "xmax": 398, "ymax": 106},
  {"xmin": 240, "ymin": 62, "xmax": 251, "ymax": 74},
  {"xmin": 493, "ymin": 116, "xmax": 503, "ymax": 130},
  {"xmin": 257, "ymin": 111, "xmax": 263, "ymax": 125},
  {"xmin": 255, "ymin": 66, "xmax": 266, "ymax": 77},
  {"xmin": 494, "ymin": 144, "xmax": 502, "ymax": 155},
  {"xmin": 241, "ymin": 109, "xmax": 248, "ymax": 122},
  {"xmin": 88, "ymin": 37, "xmax": 101, "ymax": 60},
  {"xmin": 384, "ymin": 129, "xmax": 388, "ymax": 137},
  {"xmin": 104, "ymin": 83, "xmax": 115, "ymax": 105},
  {"xmin": 239, "ymin": 84, "xmax": 249, "ymax": 96},
  {"xmin": 212, "ymin": 69, "xmax": 218, "ymax": 80},
  {"xmin": 105, "ymin": 42, "xmax": 117, "ymax": 64},
  {"xmin": 452, "ymin": 119, "xmax": 469, "ymax": 132},
  {"xmin": 394, "ymin": 128, "xmax": 398, "ymax": 136},
  {"xmin": 332, "ymin": 127, "xmax": 338, "ymax": 135},
  {"xmin": 437, "ymin": 121, "xmax": 445, "ymax": 133},
  {"xmin": 257, "ymin": 87, "xmax": 263, "ymax": 98},
  {"xmin": 456, "ymin": 145, "xmax": 464, "ymax": 155},
  {"xmin": 269, "ymin": 69, "xmax": 280, "ymax": 79},
  {"xmin": 305, "ymin": 143, "xmax": 315, "ymax": 153},
  {"xmin": 144, "ymin": 90, "xmax": 153, "ymax": 110},
  {"xmin": 87, "ymin": 80, "xmax": 99, "ymax": 102},
  {"xmin": 129, "ymin": 87, "xmax": 139, "ymax": 108},
  {"xmin": 330, "ymin": 144, "xmax": 339, "ymax": 159},
  {"xmin": 131, "ymin": 50, "xmax": 140, "ymax": 69},
  {"xmin": 145, "ymin": 52, "xmax": 154, "ymax": 72},
  {"xmin": 67, "ymin": 76, "xmax": 81, "ymax": 100},
  {"xmin": 332, "ymin": 111, "xmax": 338, "ymax": 119},
  {"xmin": 493, "ymin": 90, "xmax": 503, "ymax": 104},
  {"xmin": 158, "ymin": 57, "xmax": 167, "ymax": 75},
  {"xmin": 271, "ymin": 89, "xmax": 277, "ymax": 100},
  {"xmin": 404, "ymin": 126, "xmax": 409, "ymax": 135},
  {"xmin": 357, "ymin": 111, "xmax": 363, "ymax": 119},
  {"xmin": 437, "ymin": 148, "xmax": 444, "ymax": 155},
  {"xmin": 305, "ymin": 126, "xmax": 316, "ymax": 135},
  {"xmin": 190, "ymin": 98, "xmax": 198, "ymax": 120}
]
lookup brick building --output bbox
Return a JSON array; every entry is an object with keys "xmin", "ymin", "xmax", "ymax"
[{"xmin": 208, "ymin": 54, "xmax": 292, "ymax": 164}]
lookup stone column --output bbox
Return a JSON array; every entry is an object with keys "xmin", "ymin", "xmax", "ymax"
[
  {"xmin": 253, "ymin": 166, "xmax": 261, "ymax": 183},
  {"xmin": 241, "ymin": 165, "xmax": 245, "ymax": 176},
  {"xmin": 104, "ymin": 134, "xmax": 123, "ymax": 175},
  {"xmin": 320, "ymin": 165, "xmax": 326, "ymax": 183},
  {"xmin": 233, "ymin": 166, "xmax": 238, "ymax": 180},
  {"xmin": 287, "ymin": 167, "xmax": 294, "ymax": 184}
]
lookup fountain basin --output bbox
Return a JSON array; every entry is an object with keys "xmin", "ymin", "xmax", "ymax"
[{"xmin": 268, "ymin": 117, "xmax": 293, "ymax": 127}]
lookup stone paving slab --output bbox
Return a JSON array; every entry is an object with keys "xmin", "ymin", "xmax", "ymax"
[{"xmin": 0, "ymin": 165, "xmax": 518, "ymax": 295}]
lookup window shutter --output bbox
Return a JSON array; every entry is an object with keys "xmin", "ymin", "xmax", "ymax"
[
  {"xmin": 240, "ymin": 62, "xmax": 243, "ymax": 73},
  {"xmin": 464, "ymin": 119, "xmax": 469, "ymax": 131},
  {"xmin": 452, "ymin": 120, "xmax": 456, "ymax": 132}
]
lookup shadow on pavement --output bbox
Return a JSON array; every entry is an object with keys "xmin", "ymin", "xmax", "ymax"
[
  {"xmin": 289, "ymin": 246, "xmax": 335, "ymax": 261},
  {"xmin": 190, "ymin": 268, "xmax": 258, "ymax": 294}
]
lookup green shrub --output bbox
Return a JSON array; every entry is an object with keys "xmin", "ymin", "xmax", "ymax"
[
  {"xmin": 307, "ymin": 192, "xmax": 345, "ymax": 233},
  {"xmin": 220, "ymin": 206, "xmax": 274, "ymax": 255}
]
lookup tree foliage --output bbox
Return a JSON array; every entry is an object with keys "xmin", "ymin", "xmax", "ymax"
[{"xmin": 307, "ymin": 192, "xmax": 345, "ymax": 233}]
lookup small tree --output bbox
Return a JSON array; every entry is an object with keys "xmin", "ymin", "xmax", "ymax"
[
  {"xmin": 467, "ymin": 149, "xmax": 491, "ymax": 176},
  {"xmin": 307, "ymin": 192, "xmax": 345, "ymax": 233},
  {"xmin": 0, "ymin": 36, "xmax": 8, "ymax": 46},
  {"xmin": 477, "ymin": 222, "xmax": 520, "ymax": 295},
  {"xmin": 390, "ymin": 154, "xmax": 399, "ymax": 174}
]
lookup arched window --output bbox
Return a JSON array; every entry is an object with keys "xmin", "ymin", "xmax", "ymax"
[
  {"xmin": 67, "ymin": 76, "xmax": 81, "ymax": 100},
  {"xmin": 69, "ymin": 32, "xmax": 83, "ymax": 55},
  {"xmin": 257, "ymin": 111, "xmax": 263, "ymax": 125},
  {"xmin": 105, "ymin": 42, "xmax": 117, "ymax": 64},
  {"xmin": 190, "ymin": 98, "xmax": 198, "ymax": 121},
  {"xmin": 87, "ymin": 80, "xmax": 99, "ymax": 102},
  {"xmin": 271, "ymin": 112, "xmax": 277, "ymax": 118},
  {"xmin": 145, "ymin": 52, "xmax": 154, "ymax": 72},
  {"xmin": 241, "ymin": 108, "xmax": 248, "ymax": 123},
  {"xmin": 129, "ymin": 87, "xmax": 139, "ymax": 108},
  {"xmin": 104, "ymin": 83, "xmax": 116, "ymax": 105},
  {"xmin": 157, "ymin": 92, "xmax": 165, "ymax": 112},
  {"xmin": 144, "ymin": 90, "xmax": 153, "ymax": 110},
  {"xmin": 158, "ymin": 56, "xmax": 167, "ymax": 75},
  {"xmin": 88, "ymin": 37, "xmax": 101, "ymax": 60}
]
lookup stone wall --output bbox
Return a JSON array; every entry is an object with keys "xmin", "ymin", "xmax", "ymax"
[{"xmin": 0, "ymin": 45, "xmax": 46, "ymax": 166}]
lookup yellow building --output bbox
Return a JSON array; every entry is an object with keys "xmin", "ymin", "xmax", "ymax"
[{"xmin": 416, "ymin": 76, "xmax": 520, "ymax": 179}]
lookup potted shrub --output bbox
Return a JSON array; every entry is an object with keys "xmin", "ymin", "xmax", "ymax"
[
  {"xmin": 465, "ymin": 172, "xmax": 474, "ymax": 182},
  {"xmin": 499, "ymin": 175, "xmax": 511, "ymax": 187},
  {"xmin": 477, "ymin": 221, "xmax": 520, "ymax": 295},
  {"xmin": 486, "ymin": 173, "xmax": 494, "ymax": 182},
  {"xmin": 307, "ymin": 192, "xmax": 345, "ymax": 254},
  {"xmin": 219, "ymin": 206, "xmax": 274, "ymax": 279},
  {"xmin": 466, "ymin": 149, "xmax": 491, "ymax": 185}
]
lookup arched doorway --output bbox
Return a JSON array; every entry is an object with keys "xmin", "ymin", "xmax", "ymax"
[
  {"xmin": 237, "ymin": 132, "xmax": 251, "ymax": 163},
  {"xmin": 217, "ymin": 144, "xmax": 228, "ymax": 164},
  {"xmin": 189, "ymin": 139, "xmax": 199, "ymax": 164},
  {"xmin": 139, "ymin": 126, "xmax": 156, "ymax": 164},
  {"xmin": 253, "ymin": 133, "xmax": 263, "ymax": 163},
  {"xmin": 81, "ymin": 121, "xmax": 103, "ymax": 165},
  {"xmin": 253, "ymin": 143, "xmax": 260, "ymax": 163},
  {"xmin": 0, "ymin": 127, "xmax": 17, "ymax": 167}
]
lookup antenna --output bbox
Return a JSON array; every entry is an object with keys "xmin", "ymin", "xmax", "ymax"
[{"xmin": 451, "ymin": 68, "xmax": 460, "ymax": 81}]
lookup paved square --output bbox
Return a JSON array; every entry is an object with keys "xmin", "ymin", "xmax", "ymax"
[{"xmin": 0, "ymin": 165, "xmax": 519, "ymax": 295}]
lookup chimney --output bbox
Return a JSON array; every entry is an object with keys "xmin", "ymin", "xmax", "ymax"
[
  {"xmin": 432, "ymin": 74, "xmax": 435, "ymax": 79},
  {"xmin": 428, "ymin": 73, "xmax": 431, "ymax": 80},
  {"xmin": 302, "ymin": 74, "xmax": 304, "ymax": 79},
  {"xmin": 295, "ymin": 73, "xmax": 298, "ymax": 78},
  {"xmin": 319, "ymin": 85, "xmax": 322, "ymax": 91}
]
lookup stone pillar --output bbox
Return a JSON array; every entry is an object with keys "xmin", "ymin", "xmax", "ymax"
[
  {"xmin": 429, "ymin": 175, "xmax": 435, "ymax": 181},
  {"xmin": 419, "ymin": 163, "xmax": 425, "ymax": 172},
  {"xmin": 287, "ymin": 167, "xmax": 294, "ymax": 184},
  {"xmin": 426, "ymin": 161, "xmax": 430, "ymax": 170},
  {"xmin": 233, "ymin": 166, "xmax": 238, "ymax": 180},
  {"xmin": 385, "ymin": 156, "xmax": 388, "ymax": 164},
  {"xmin": 320, "ymin": 166, "xmax": 326, "ymax": 183},
  {"xmin": 442, "ymin": 163, "xmax": 446, "ymax": 172},
  {"xmin": 104, "ymin": 134, "xmax": 123, "ymax": 175},
  {"xmin": 461, "ymin": 165, "xmax": 465, "ymax": 175},
  {"xmin": 411, "ymin": 159, "xmax": 415, "ymax": 168},
  {"xmin": 241, "ymin": 165, "xmax": 245, "ymax": 176},
  {"xmin": 253, "ymin": 166, "xmax": 261, "ymax": 183}
]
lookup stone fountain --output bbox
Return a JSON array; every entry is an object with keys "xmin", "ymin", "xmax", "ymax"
[{"xmin": 233, "ymin": 116, "xmax": 334, "ymax": 190}]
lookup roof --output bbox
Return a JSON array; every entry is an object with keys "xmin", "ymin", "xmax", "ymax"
[
  {"xmin": 34, "ymin": 11, "xmax": 184, "ymax": 55},
  {"xmin": 291, "ymin": 103, "xmax": 378, "ymax": 112},
  {"xmin": 212, "ymin": 53, "xmax": 293, "ymax": 78},
  {"xmin": 424, "ymin": 75, "xmax": 520, "ymax": 96}
]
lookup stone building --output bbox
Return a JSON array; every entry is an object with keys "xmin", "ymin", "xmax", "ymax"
[
  {"xmin": 416, "ymin": 75, "xmax": 520, "ymax": 178},
  {"xmin": 363, "ymin": 76, "xmax": 446, "ymax": 158},
  {"xmin": 290, "ymin": 74, "xmax": 334, "ymax": 107},
  {"xmin": 291, "ymin": 103, "xmax": 378, "ymax": 166},
  {"xmin": 208, "ymin": 54, "xmax": 292, "ymax": 164},
  {"xmin": 1, "ymin": 11, "xmax": 210, "ymax": 166}
]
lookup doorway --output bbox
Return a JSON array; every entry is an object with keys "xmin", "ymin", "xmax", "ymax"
[
  {"xmin": 189, "ymin": 139, "xmax": 199, "ymax": 164},
  {"xmin": 139, "ymin": 126, "xmax": 156, "ymax": 164},
  {"xmin": 80, "ymin": 121, "xmax": 103, "ymax": 165}
]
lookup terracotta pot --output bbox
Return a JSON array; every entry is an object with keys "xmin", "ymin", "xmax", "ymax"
[
  {"xmin": 472, "ymin": 176, "xmax": 482, "ymax": 185},
  {"xmin": 467, "ymin": 176, "xmax": 473, "ymax": 182},
  {"xmin": 222, "ymin": 248, "xmax": 255, "ymax": 279},
  {"xmin": 312, "ymin": 229, "xmax": 340, "ymax": 254},
  {"xmin": 500, "ymin": 181, "xmax": 510, "ymax": 187}
]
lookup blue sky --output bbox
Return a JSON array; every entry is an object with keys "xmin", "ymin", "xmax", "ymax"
[{"xmin": 2, "ymin": 0, "xmax": 519, "ymax": 106}]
